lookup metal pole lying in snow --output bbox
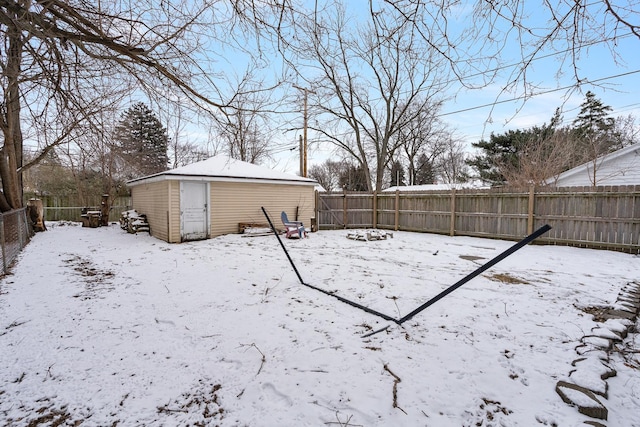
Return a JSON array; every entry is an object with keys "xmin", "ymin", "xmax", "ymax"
[
  {"xmin": 261, "ymin": 206, "xmax": 306, "ymax": 286},
  {"xmin": 396, "ymin": 224, "xmax": 552, "ymax": 325},
  {"xmin": 262, "ymin": 205, "xmax": 551, "ymax": 335},
  {"xmin": 261, "ymin": 207, "xmax": 397, "ymax": 322}
]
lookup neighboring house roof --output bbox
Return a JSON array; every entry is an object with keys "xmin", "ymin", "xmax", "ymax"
[
  {"xmin": 549, "ymin": 142, "xmax": 640, "ymax": 187},
  {"xmin": 127, "ymin": 155, "xmax": 317, "ymax": 186},
  {"xmin": 382, "ymin": 182, "xmax": 486, "ymax": 192}
]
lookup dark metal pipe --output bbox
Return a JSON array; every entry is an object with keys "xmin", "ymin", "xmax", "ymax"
[
  {"xmin": 262, "ymin": 207, "xmax": 551, "ymax": 335},
  {"xmin": 261, "ymin": 207, "xmax": 306, "ymax": 286},
  {"xmin": 262, "ymin": 207, "xmax": 397, "ymax": 322},
  {"xmin": 396, "ymin": 224, "xmax": 552, "ymax": 324}
]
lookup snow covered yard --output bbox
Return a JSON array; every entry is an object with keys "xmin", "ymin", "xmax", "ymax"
[{"xmin": 1, "ymin": 223, "xmax": 639, "ymax": 426}]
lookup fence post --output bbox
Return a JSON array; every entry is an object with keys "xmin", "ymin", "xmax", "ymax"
[
  {"xmin": 394, "ymin": 189, "xmax": 400, "ymax": 231},
  {"xmin": 450, "ymin": 189, "xmax": 456, "ymax": 236},
  {"xmin": 19, "ymin": 208, "xmax": 28, "ymax": 247},
  {"xmin": 0, "ymin": 214, "xmax": 6, "ymax": 274},
  {"xmin": 372, "ymin": 191, "xmax": 378, "ymax": 229},
  {"xmin": 528, "ymin": 185, "xmax": 535, "ymax": 235},
  {"xmin": 314, "ymin": 190, "xmax": 319, "ymax": 231},
  {"xmin": 343, "ymin": 188, "xmax": 348, "ymax": 229},
  {"xmin": 100, "ymin": 194, "xmax": 110, "ymax": 226}
]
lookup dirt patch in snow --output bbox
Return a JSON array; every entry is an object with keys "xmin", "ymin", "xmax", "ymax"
[
  {"xmin": 579, "ymin": 305, "xmax": 612, "ymax": 322},
  {"xmin": 463, "ymin": 397, "xmax": 514, "ymax": 426},
  {"xmin": 157, "ymin": 381, "xmax": 225, "ymax": 425},
  {"xmin": 459, "ymin": 255, "xmax": 485, "ymax": 262},
  {"xmin": 487, "ymin": 273, "xmax": 530, "ymax": 285},
  {"xmin": 3, "ymin": 397, "xmax": 77, "ymax": 427},
  {"xmin": 61, "ymin": 254, "xmax": 116, "ymax": 299}
]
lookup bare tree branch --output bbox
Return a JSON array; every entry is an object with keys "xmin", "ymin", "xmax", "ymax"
[{"xmin": 292, "ymin": 1, "xmax": 450, "ymax": 191}]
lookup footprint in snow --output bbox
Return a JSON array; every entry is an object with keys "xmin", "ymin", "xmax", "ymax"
[{"xmin": 261, "ymin": 382, "xmax": 293, "ymax": 407}]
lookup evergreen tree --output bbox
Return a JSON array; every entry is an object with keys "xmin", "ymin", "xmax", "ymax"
[
  {"xmin": 466, "ymin": 110, "xmax": 560, "ymax": 186},
  {"xmin": 466, "ymin": 129, "xmax": 529, "ymax": 186},
  {"xmin": 572, "ymin": 91, "xmax": 619, "ymax": 162},
  {"xmin": 338, "ymin": 164, "xmax": 369, "ymax": 191},
  {"xmin": 389, "ymin": 160, "xmax": 406, "ymax": 187},
  {"xmin": 570, "ymin": 92, "xmax": 624, "ymax": 184},
  {"xmin": 114, "ymin": 102, "xmax": 169, "ymax": 178},
  {"xmin": 414, "ymin": 153, "xmax": 436, "ymax": 185}
]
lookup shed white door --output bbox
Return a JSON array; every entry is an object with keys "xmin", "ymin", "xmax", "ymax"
[{"xmin": 180, "ymin": 181, "xmax": 208, "ymax": 241}]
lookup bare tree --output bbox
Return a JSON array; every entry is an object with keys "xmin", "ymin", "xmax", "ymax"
[
  {"xmin": 294, "ymin": 1, "xmax": 639, "ymax": 188},
  {"xmin": 435, "ymin": 137, "xmax": 471, "ymax": 185},
  {"xmin": 159, "ymin": 101, "xmax": 212, "ymax": 169},
  {"xmin": 0, "ymin": 0, "xmax": 295, "ymax": 212},
  {"xmin": 157, "ymin": 101, "xmax": 202, "ymax": 170},
  {"xmin": 30, "ymin": 96, "xmax": 131, "ymax": 209},
  {"xmin": 211, "ymin": 68, "xmax": 284, "ymax": 165},
  {"xmin": 381, "ymin": 0, "xmax": 639, "ymax": 100},
  {"xmin": 613, "ymin": 114, "xmax": 640, "ymax": 148},
  {"xmin": 6, "ymin": 0, "xmax": 637, "ymax": 213},
  {"xmin": 293, "ymin": 2, "xmax": 449, "ymax": 192},
  {"xmin": 23, "ymin": 149, "xmax": 79, "ymax": 203},
  {"xmin": 170, "ymin": 140, "xmax": 210, "ymax": 168},
  {"xmin": 308, "ymin": 159, "xmax": 348, "ymax": 192},
  {"xmin": 500, "ymin": 129, "xmax": 577, "ymax": 188},
  {"xmin": 308, "ymin": 164, "xmax": 332, "ymax": 192},
  {"xmin": 395, "ymin": 100, "xmax": 450, "ymax": 185},
  {"xmin": 470, "ymin": 0, "xmax": 639, "ymax": 94}
]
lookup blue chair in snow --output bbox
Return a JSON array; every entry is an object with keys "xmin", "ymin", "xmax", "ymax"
[{"xmin": 281, "ymin": 211, "xmax": 307, "ymax": 238}]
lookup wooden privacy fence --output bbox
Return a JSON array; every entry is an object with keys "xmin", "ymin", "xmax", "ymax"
[
  {"xmin": 317, "ymin": 185, "xmax": 640, "ymax": 253},
  {"xmin": 41, "ymin": 196, "xmax": 132, "ymax": 223},
  {"xmin": 44, "ymin": 205, "xmax": 131, "ymax": 222}
]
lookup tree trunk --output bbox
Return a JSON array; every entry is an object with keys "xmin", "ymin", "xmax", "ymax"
[
  {"xmin": 100, "ymin": 194, "xmax": 110, "ymax": 226},
  {"xmin": 26, "ymin": 198, "xmax": 47, "ymax": 232},
  {"xmin": 0, "ymin": 25, "xmax": 25, "ymax": 211},
  {"xmin": 0, "ymin": 191, "xmax": 12, "ymax": 212}
]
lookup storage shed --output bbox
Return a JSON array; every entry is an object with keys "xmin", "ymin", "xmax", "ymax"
[{"xmin": 127, "ymin": 156, "xmax": 317, "ymax": 243}]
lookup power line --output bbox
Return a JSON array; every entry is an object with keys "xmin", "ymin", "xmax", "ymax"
[
  {"xmin": 437, "ymin": 33, "xmax": 637, "ymax": 92},
  {"xmin": 294, "ymin": 68, "xmax": 640, "ymax": 145},
  {"xmin": 439, "ymin": 69, "xmax": 640, "ymax": 118},
  {"xmin": 292, "ymin": 31, "xmax": 637, "ymax": 114}
]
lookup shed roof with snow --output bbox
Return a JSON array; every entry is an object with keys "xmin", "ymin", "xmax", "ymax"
[
  {"xmin": 127, "ymin": 156, "xmax": 317, "ymax": 243},
  {"xmin": 128, "ymin": 155, "xmax": 316, "ymax": 186}
]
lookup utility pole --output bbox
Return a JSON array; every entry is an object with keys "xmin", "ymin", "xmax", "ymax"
[
  {"xmin": 293, "ymin": 85, "xmax": 313, "ymax": 177},
  {"xmin": 302, "ymin": 89, "xmax": 308, "ymax": 177},
  {"xmin": 299, "ymin": 135, "xmax": 304, "ymax": 177}
]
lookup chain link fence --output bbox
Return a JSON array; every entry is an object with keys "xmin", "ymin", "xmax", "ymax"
[{"xmin": 1, "ymin": 208, "xmax": 32, "ymax": 275}]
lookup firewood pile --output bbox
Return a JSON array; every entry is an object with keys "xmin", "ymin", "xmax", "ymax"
[
  {"xmin": 120, "ymin": 210, "xmax": 150, "ymax": 234},
  {"xmin": 346, "ymin": 230, "xmax": 394, "ymax": 241}
]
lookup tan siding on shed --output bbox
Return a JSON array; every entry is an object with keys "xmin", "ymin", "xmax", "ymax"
[
  {"xmin": 210, "ymin": 182, "xmax": 315, "ymax": 236},
  {"xmin": 131, "ymin": 181, "xmax": 170, "ymax": 242},
  {"xmin": 167, "ymin": 180, "xmax": 181, "ymax": 243}
]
